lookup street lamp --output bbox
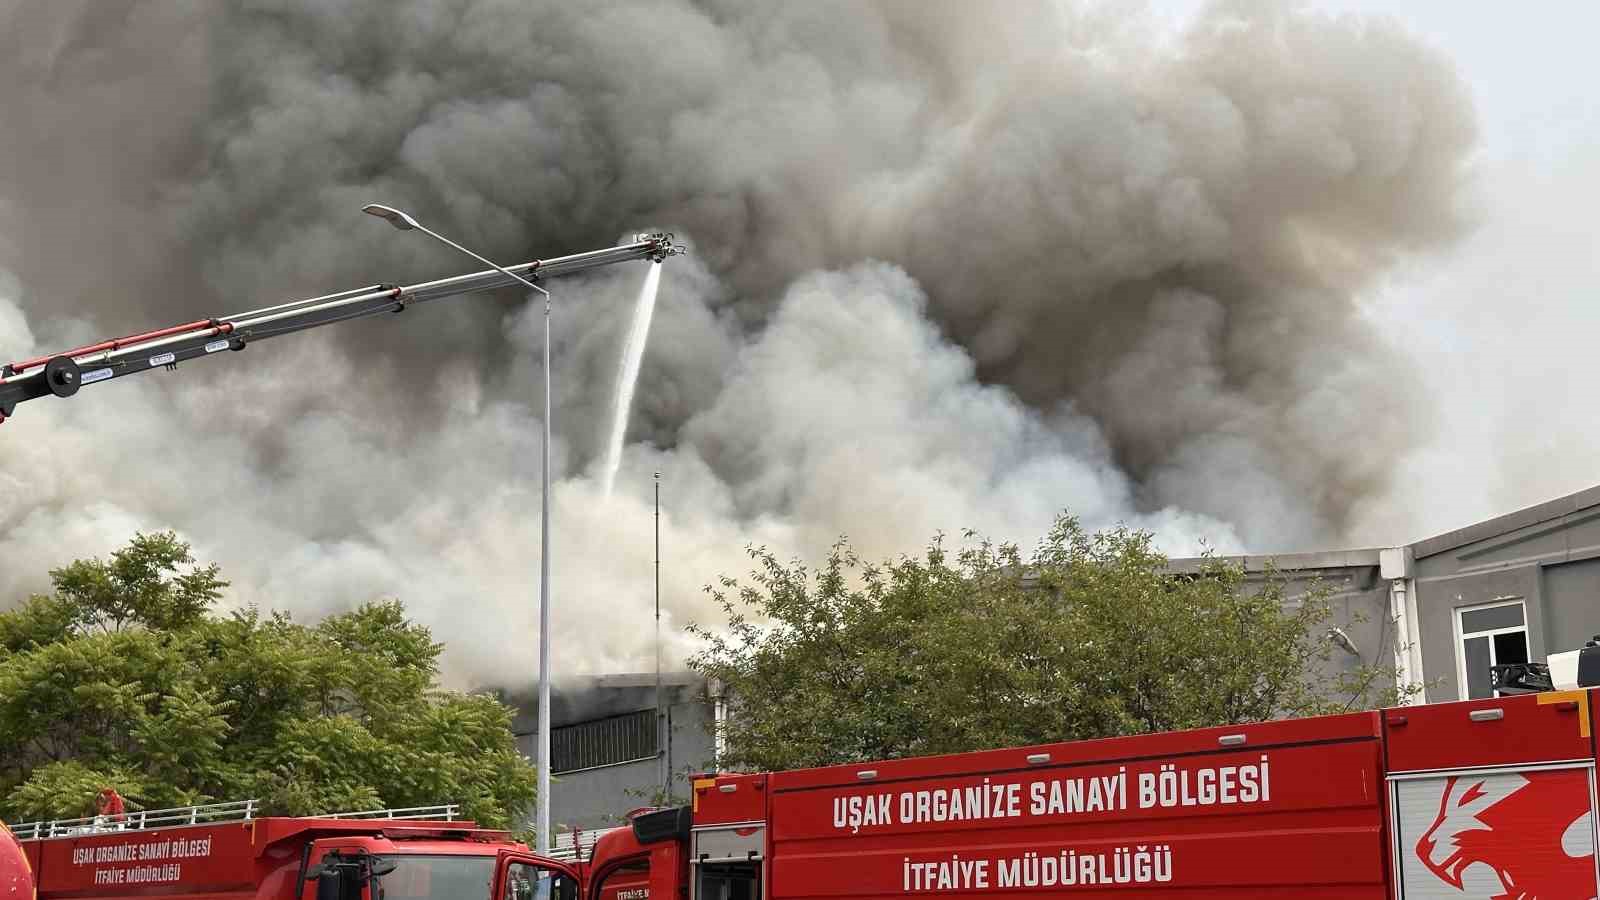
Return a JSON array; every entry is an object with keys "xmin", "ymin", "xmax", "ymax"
[{"xmin": 363, "ymin": 203, "xmax": 557, "ymax": 852}]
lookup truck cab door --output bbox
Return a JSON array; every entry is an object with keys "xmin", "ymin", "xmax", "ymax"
[
  {"xmin": 588, "ymin": 856, "xmax": 652, "ymax": 900},
  {"xmin": 494, "ymin": 853, "xmax": 580, "ymax": 900}
]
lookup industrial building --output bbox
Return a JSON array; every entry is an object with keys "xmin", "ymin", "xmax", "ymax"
[
  {"xmin": 511, "ymin": 672, "xmax": 717, "ymax": 846},
  {"xmin": 1169, "ymin": 483, "xmax": 1600, "ymax": 705},
  {"xmin": 521, "ymin": 484, "xmax": 1600, "ymax": 836}
]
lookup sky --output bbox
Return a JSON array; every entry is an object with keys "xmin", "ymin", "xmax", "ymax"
[{"xmin": 1158, "ymin": 0, "xmax": 1600, "ymax": 541}]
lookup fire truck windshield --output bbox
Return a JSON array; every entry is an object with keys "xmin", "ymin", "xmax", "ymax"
[{"xmin": 371, "ymin": 855, "xmax": 495, "ymax": 900}]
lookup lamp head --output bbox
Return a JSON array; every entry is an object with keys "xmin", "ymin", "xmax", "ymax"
[
  {"xmin": 363, "ymin": 203, "xmax": 418, "ymax": 231},
  {"xmin": 1327, "ymin": 627, "xmax": 1361, "ymax": 658}
]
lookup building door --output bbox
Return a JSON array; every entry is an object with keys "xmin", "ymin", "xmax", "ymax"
[{"xmin": 1455, "ymin": 600, "xmax": 1530, "ymax": 700}]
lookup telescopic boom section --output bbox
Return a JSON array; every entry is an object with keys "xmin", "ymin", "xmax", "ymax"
[{"xmin": 0, "ymin": 233, "xmax": 682, "ymax": 423}]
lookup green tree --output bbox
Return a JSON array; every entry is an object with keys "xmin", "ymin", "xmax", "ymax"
[
  {"xmin": 689, "ymin": 516, "xmax": 1414, "ymax": 773},
  {"xmin": 0, "ymin": 532, "xmax": 535, "ymax": 827}
]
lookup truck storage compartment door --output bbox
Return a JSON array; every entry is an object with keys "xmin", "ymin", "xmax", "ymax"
[
  {"xmin": 691, "ymin": 825, "xmax": 764, "ymax": 900},
  {"xmin": 1390, "ymin": 763, "xmax": 1598, "ymax": 899}
]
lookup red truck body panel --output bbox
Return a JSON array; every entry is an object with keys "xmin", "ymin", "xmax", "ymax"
[
  {"xmin": 606, "ymin": 689, "xmax": 1600, "ymax": 900},
  {"xmin": 29, "ymin": 820, "xmax": 267, "ymax": 900},
  {"xmin": 760, "ymin": 711, "xmax": 1387, "ymax": 897},
  {"xmin": 693, "ymin": 775, "xmax": 768, "ymax": 827},
  {"xmin": 1384, "ymin": 689, "xmax": 1594, "ymax": 771}
]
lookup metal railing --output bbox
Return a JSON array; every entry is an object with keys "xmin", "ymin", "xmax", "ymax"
[
  {"xmin": 9, "ymin": 799, "xmax": 259, "ymax": 840},
  {"xmin": 315, "ymin": 804, "xmax": 460, "ymax": 822},
  {"xmin": 543, "ymin": 827, "xmax": 617, "ymax": 862},
  {"xmin": 8, "ymin": 800, "xmax": 460, "ymax": 841}
]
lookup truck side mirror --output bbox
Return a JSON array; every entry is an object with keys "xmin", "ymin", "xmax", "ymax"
[
  {"xmin": 316, "ymin": 869, "xmax": 345, "ymax": 900},
  {"xmin": 309, "ymin": 852, "xmax": 381, "ymax": 900}
]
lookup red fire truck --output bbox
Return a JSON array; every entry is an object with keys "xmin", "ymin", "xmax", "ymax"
[
  {"xmin": 594, "ymin": 686, "xmax": 1600, "ymax": 900},
  {"xmin": 12, "ymin": 681, "xmax": 1600, "ymax": 900},
  {"xmin": 11, "ymin": 803, "xmax": 580, "ymax": 900}
]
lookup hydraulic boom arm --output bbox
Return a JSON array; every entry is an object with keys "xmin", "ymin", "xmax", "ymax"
[{"xmin": 0, "ymin": 233, "xmax": 682, "ymax": 423}]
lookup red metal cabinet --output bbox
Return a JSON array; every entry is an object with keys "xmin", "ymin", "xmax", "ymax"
[{"xmin": 1385, "ymin": 691, "xmax": 1593, "ymax": 772}]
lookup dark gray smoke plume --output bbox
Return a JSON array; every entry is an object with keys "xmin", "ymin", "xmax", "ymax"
[{"xmin": 0, "ymin": 0, "xmax": 1475, "ymax": 686}]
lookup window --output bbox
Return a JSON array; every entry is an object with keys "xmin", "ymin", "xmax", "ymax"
[
  {"xmin": 1455, "ymin": 600, "xmax": 1530, "ymax": 700},
  {"xmin": 372, "ymin": 856, "xmax": 496, "ymax": 900},
  {"xmin": 551, "ymin": 709, "xmax": 657, "ymax": 774}
]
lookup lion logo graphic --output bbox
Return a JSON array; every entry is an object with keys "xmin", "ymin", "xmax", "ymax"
[{"xmin": 1415, "ymin": 769, "xmax": 1595, "ymax": 899}]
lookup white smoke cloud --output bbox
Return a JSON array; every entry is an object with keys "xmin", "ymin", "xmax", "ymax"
[
  {"xmin": 678, "ymin": 263, "xmax": 1236, "ymax": 554},
  {"xmin": 3, "ymin": 251, "xmax": 1221, "ymax": 688}
]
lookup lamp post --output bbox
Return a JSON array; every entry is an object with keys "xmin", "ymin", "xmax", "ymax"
[{"xmin": 363, "ymin": 203, "xmax": 556, "ymax": 852}]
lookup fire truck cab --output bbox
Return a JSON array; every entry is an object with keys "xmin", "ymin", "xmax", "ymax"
[{"xmin": 11, "ymin": 803, "xmax": 578, "ymax": 900}]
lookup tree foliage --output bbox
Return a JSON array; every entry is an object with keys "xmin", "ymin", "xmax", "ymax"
[
  {"xmin": 689, "ymin": 516, "xmax": 1413, "ymax": 772},
  {"xmin": 0, "ymin": 533, "xmax": 535, "ymax": 827}
]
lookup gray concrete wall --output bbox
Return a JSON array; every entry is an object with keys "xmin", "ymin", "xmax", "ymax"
[
  {"xmin": 1288, "ymin": 567, "xmax": 1397, "ymax": 700},
  {"xmin": 1412, "ymin": 562, "xmax": 1542, "ymax": 703},
  {"xmin": 1166, "ymin": 551, "xmax": 1399, "ymax": 706},
  {"xmin": 509, "ymin": 674, "xmax": 717, "ymax": 831},
  {"xmin": 1172, "ymin": 488, "xmax": 1600, "ymax": 706},
  {"xmin": 1542, "ymin": 556, "xmax": 1600, "ymax": 651},
  {"xmin": 1409, "ymin": 491, "xmax": 1600, "ymax": 703},
  {"xmin": 545, "ymin": 756, "xmax": 658, "ymax": 832}
]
